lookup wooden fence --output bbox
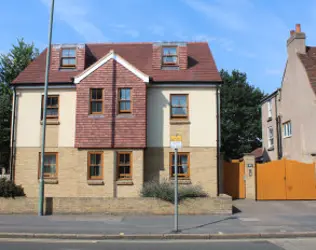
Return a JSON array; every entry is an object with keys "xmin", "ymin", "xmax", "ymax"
[{"xmin": 256, "ymin": 158, "xmax": 316, "ymax": 200}]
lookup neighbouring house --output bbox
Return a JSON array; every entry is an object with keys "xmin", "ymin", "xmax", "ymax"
[
  {"xmin": 249, "ymin": 148, "xmax": 264, "ymax": 163},
  {"xmin": 10, "ymin": 42, "xmax": 222, "ymax": 198},
  {"xmin": 261, "ymin": 24, "xmax": 316, "ymax": 163}
]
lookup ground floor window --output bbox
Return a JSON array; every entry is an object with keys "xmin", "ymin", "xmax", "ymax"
[
  {"xmin": 169, "ymin": 152, "xmax": 190, "ymax": 179},
  {"xmin": 38, "ymin": 152, "xmax": 58, "ymax": 179},
  {"xmin": 117, "ymin": 152, "xmax": 132, "ymax": 180},
  {"xmin": 87, "ymin": 152, "xmax": 103, "ymax": 180}
]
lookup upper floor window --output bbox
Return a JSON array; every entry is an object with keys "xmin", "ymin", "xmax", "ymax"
[
  {"xmin": 267, "ymin": 99, "xmax": 272, "ymax": 118},
  {"xmin": 119, "ymin": 88, "xmax": 131, "ymax": 113},
  {"xmin": 162, "ymin": 47, "xmax": 178, "ymax": 66},
  {"xmin": 267, "ymin": 126, "xmax": 274, "ymax": 148},
  {"xmin": 170, "ymin": 152, "xmax": 190, "ymax": 179},
  {"xmin": 283, "ymin": 121, "xmax": 292, "ymax": 138},
  {"xmin": 90, "ymin": 88, "xmax": 103, "ymax": 114},
  {"xmin": 88, "ymin": 152, "xmax": 103, "ymax": 180},
  {"xmin": 41, "ymin": 95, "xmax": 59, "ymax": 120},
  {"xmin": 61, "ymin": 48, "xmax": 76, "ymax": 68},
  {"xmin": 170, "ymin": 94, "xmax": 188, "ymax": 119},
  {"xmin": 38, "ymin": 152, "xmax": 58, "ymax": 179}
]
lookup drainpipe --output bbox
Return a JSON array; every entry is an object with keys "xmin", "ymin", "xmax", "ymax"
[
  {"xmin": 216, "ymin": 85, "xmax": 221, "ymax": 195},
  {"xmin": 9, "ymin": 87, "xmax": 17, "ymax": 181}
]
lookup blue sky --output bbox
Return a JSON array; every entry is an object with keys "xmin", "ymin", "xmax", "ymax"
[{"xmin": 1, "ymin": 0, "xmax": 315, "ymax": 94}]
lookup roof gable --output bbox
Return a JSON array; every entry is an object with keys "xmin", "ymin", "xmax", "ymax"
[{"xmin": 74, "ymin": 50, "xmax": 149, "ymax": 84}]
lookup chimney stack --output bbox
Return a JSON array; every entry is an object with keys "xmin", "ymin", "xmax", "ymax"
[{"xmin": 287, "ymin": 23, "xmax": 306, "ymax": 55}]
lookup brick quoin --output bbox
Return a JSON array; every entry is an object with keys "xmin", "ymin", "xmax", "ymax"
[{"xmin": 75, "ymin": 59, "xmax": 147, "ymax": 149}]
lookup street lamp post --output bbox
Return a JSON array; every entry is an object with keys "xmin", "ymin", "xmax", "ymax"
[{"xmin": 38, "ymin": 0, "xmax": 55, "ymax": 216}]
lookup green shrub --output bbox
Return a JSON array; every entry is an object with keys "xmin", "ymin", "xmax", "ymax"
[
  {"xmin": 141, "ymin": 181, "xmax": 208, "ymax": 203},
  {"xmin": 0, "ymin": 178, "xmax": 25, "ymax": 198}
]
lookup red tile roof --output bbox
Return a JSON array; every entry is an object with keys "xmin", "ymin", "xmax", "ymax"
[
  {"xmin": 250, "ymin": 148, "xmax": 263, "ymax": 159},
  {"xmin": 12, "ymin": 42, "xmax": 221, "ymax": 84},
  {"xmin": 298, "ymin": 46, "xmax": 316, "ymax": 95}
]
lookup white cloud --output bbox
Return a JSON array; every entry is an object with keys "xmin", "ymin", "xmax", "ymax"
[
  {"xmin": 184, "ymin": 0, "xmax": 250, "ymax": 31},
  {"xmin": 109, "ymin": 23, "xmax": 140, "ymax": 38},
  {"xmin": 193, "ymin": 34, "xmax": 256, "ymax": 57},
  {"xmin": 40, "ymin": 0, "xmax": 107, "ymax": 42}
]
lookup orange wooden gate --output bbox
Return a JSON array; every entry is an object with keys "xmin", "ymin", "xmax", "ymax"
[
  {"xmin": 223, "ymin": 160, "xmax": 245, "ymax": 199},
  {"xmin": 256, "ymin": 158, "xmax": 316, "ymax": 200}
]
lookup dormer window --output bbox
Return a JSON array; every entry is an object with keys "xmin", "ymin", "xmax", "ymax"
[
  {"xmin": 162, "ymin": 47, "xmax": 178, "ymax": 66},
  {"xmin": 61, "ymin": 48, "xmax": 76, "ymax": 68}
]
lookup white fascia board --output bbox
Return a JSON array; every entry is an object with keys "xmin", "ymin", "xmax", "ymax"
[
  {"xmin": 74, "ymin": 50, "xmax": 149, "ymax": 84},
  {"xmin": 14, "ymin": 84, "xmax": 76, "ymax": 89},
  {"xmin": 148, "ymin": 83, "xmax": 219, "ymax": 88}
]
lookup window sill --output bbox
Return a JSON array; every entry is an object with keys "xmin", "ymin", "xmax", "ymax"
[
  {"xmin": 88, "ymin": 114, "xmax": 104, "ymax": 119},
  {"xmin": 40, "ymin": 120, "xmax": 60, "ymax": 125},
  {"xmin": 87, "ymin": 180, "xmax": 104, "ymax": 185},
  {"xmin": 283, "ymin": 135, "xmax": 292, "ymax": 139},
  {"xmin": 59, "ymin": 67, "xmax": 77, "ymax": 70},
  {"xmin": 267, "ymin": 146, "xmax": 274, "ymax": 151},
  {"xmin": 267, "ymin": 117, "xmax": 272, "ymax": 122},
  {"xmin": 170, "ymin": 119, "xmax": 190, "ymax": 125},
  {"xmin": 116, "ymin": 113, "xmax": 134, "ymax": 118},
  {"xmin": 43, "ymin": 179, "xmax": 58, "ymax": 184},
  {"xmin": 170, "ymin": 179, "xmax": 191, "ymax": 184},
  {"xmin": 116, "ymin": 180, "xmax": 133, "ymax": 185}
]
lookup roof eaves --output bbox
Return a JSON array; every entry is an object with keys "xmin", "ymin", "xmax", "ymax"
[{"xmin": 261, "ymin": 88, "xmax": 280, "ymax": 104}]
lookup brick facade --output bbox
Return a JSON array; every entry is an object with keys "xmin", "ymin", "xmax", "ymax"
[
  {"xmin": 144, "ymin": 147, "xmax": 218, "ymax": 196},
  {"xmin": 152, "ymin": 44, "xmax": 188, "ymax": 70},
  {"xmin": 75, "ymin": 59, "xmax": 147, "ymax": 148},
  {"xmin": 50, "ymin": 44, "xmax": 85, "ymax": 71},
  {"xmin": 14, "ymin": 147, "xmax": 144, "ymax": 198},
  {"xmin": 178, "ymin": 45, "xmax": 188, "ymax": 70}
]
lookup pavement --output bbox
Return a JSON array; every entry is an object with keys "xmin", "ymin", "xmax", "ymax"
[
  {"xmin": 1, "ymin": 238, "xmax": 316, "ymax": 250},
  {"xmin": 0, "ymin": 200, "xmax": 316, "ymax": 240}
]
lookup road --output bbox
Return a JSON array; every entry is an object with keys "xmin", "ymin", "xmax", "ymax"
[{"xmin": 0, "ymin": 238, "xmax": 316, "ymax": 250}]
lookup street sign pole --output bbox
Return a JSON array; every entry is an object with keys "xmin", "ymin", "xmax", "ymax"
[
  {"xmin": 174, "ymin": 147, "xmax": 178, "ymax": 232},
  {"xmin": 170, "ymin": 134, "xmax": 182, "ymax": 233}
]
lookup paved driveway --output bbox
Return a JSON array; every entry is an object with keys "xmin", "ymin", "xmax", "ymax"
[{"xmin": 234, "ymin": 199, "xmax": 316, "ymax": 216}]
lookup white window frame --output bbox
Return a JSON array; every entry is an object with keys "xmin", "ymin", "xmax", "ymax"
[
  {"xmin": 267, "ymin": 99, "xmax": 272, "ymax": 118},
  {"xmin": 283, "ymin": 121, "xmax": 292, "ymax": 138},
  {"xmin": 267, "ymin": 126, "xmax": 274, "ymax": 148}
]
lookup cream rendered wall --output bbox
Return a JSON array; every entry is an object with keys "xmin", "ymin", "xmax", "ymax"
[
  {"xmin": 281, "ymin": 49, "xmax": 316, "ymax": 163},
  {"xmin": 147, "ymin": 87, "xmax": 217, "ymax": 148},
  {"xmin": 15, "ymin": 88, "xmax": 76, "ymax": 148}
]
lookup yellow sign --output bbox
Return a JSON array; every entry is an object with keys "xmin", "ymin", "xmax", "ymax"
[{"xmin": 171, "ymin": 135, "xmax": 182, "ymax": 142}]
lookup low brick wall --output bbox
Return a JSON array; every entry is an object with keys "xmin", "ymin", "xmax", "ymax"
[{"xmin": 0, "ymin": 194, "xmax": 232, "ymax": 215}]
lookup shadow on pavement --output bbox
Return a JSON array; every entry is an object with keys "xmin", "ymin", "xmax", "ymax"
[
  {"xmin": 232, "ymin": 205, "xmax": 242, "ymax": 214},
  {"xmin": 180, "ymin": 216, "xmax": 238, "ymax": 231}
]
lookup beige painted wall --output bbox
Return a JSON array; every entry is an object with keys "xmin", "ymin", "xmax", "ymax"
[
  {"xmin": 147, "ymin": 87, "xmax": 217, "ymax": 148},
  {"xmin": 15, "ymin": 148, "xmax": 143, "ymax": 198},
  {"xmin": 15, "ymin": 88, "xmax": 76, "ymax": 148},
  {"xmin": 280, "ymin": 48, "xmax": 316, "ymax": 163}
]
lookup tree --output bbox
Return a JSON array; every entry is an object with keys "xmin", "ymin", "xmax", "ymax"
[
  {"xmin": 0, "ymin": 38, "xmax": 39, "ymax": 169},
  {"xmin": 0, "ymin": 38, "xmax": 39, "ymax": 85},
  {"xmin": 220, "ymin": 69, "xmax": 265, "ymax": 159}
]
